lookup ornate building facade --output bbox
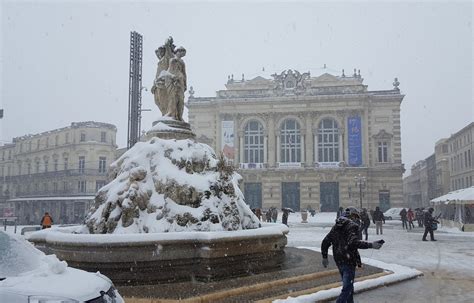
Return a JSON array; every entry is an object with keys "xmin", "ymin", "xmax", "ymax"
[
  {"xmin": 188, "ymin": 70, "xmax": 405, "ymax": 211},
  {"xmin": 0, "ymin": 121, "xmax": 117, "ymax": 224}
]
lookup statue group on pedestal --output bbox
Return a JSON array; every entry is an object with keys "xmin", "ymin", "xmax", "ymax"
[{"xmin": 151, "ymin": 37, "xmax": 186, "ymax": 121}]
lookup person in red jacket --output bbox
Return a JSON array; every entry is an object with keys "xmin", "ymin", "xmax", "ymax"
[{"xmin": 41, "ymin": 212, "xmax": 53, "ymax": 229}]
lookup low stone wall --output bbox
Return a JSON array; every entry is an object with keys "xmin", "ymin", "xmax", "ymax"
[{"xmin": 28, "ymin": 224, "xmax": 288, "ymax": 285}]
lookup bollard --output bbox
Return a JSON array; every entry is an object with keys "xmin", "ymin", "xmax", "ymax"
[
  {"xmin": 3, "ymin": 219, "xmax": 6, "ymax": 231},
  {"xmin": 14, "ymin": 219, "xmax": 17, "ymax": 233}
]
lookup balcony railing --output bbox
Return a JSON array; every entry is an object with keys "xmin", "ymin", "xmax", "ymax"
[
  {"xmin": 239, "ymin": 163, "xmax": 265, "ymax": 169},
  {"xmin": 2, "ymin": 169, "xmax": 107, "ymax": 182}
]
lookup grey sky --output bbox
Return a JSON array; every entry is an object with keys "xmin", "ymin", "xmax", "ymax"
[{"xmin": 1, "ymin": 1, "xmax": 472, "ymax": 173}]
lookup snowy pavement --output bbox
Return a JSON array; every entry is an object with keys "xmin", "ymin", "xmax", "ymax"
[
  {"xmin": 5, "ymin": 212, "xmax": 474, "ymax": 302},
  {"xmin": 282, "ymin": 212, "xmax": 474, "ymax": 303}
]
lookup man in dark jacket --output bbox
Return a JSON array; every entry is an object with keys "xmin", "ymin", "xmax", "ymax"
[
  {"xmin": 372, "ymin": 206, "xmax": 385, "ymax": 235},
  {"xmin": 422, "ymin": 207, "xmax": 439, "ymax": 241},
  {"xmin": 360, "ymin": 208, "xmax": 371, "ymax": 240},
  {"xmin": 400, "ymin": 208, "xmax": 408, "ymax": 229},
  {"xmin": 321, "ymin": 207, "xmax": 384, "ymax": 303}
]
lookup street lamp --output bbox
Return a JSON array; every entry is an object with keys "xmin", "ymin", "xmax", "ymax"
[{"xmin": 354, "ymin": 174, "xmax": 366, "ymax": 209}]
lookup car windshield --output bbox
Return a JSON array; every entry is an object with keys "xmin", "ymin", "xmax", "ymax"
[{"xmin": 0, "ymin": 231, "xmax": 42, "ymax": 278}]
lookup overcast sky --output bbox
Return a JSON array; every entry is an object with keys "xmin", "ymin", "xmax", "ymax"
[{"xmin": 1, "ymin": 0, "xmax": 472, "ymax": 173}]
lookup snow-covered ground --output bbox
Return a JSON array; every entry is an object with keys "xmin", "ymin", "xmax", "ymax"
[
  {"xmin": 282, "ymin": 212, "xmax": 474, "ymax": 303},
  {"xmin": 4, "ymin": 211, "xmax": 474, "ymax": 302}
]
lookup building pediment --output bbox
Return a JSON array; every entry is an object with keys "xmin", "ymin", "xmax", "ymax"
[
  {"xmin": 314, "ymin": 73, "xmax": 340, "ymax": 82},
  {"xmin": 372, "ymin": 129, "xmax": 393, "ymax": 139}
]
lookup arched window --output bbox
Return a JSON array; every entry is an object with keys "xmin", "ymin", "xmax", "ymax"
[
  {"xmin": 244, "ymin": 120, "xmax": 264, "ymax": 163},
  {"xmin": 280, "ymin": 119, "xmax": 301, "ymax": 163},
  {"xmin": 318, "ymin": 118, "xmax": 340, "ymax": 162}
]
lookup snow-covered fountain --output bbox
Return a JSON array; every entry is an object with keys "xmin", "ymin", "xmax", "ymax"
[{"xmin": 29, "ymin": 37, "xmax": 288, "ymax": 285}]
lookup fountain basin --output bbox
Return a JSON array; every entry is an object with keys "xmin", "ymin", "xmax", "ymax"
[{"xmin": 28, "ymin": 224, "xmax": 288, "ymax": 285}]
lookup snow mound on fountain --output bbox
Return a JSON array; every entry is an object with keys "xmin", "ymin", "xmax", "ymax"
[{"xmin": 84, "ymin": 138, "xmax": 260, "ymax": 234}]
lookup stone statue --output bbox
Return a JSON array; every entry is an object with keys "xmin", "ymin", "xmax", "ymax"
[{"xmin": 151, "ymin": 37, "xmax": 187, "ymax": 121}]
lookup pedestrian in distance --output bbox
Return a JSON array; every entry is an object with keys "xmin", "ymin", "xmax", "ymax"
[
  {"xmin": 372, "ymin": 206, "xmax": 385, "ymax": 235},
  {"xmin": 265, "ymin": 209, "xmax": 272, "ymax": 222},
  {"xmin": 416, "ymin": 208, "xmax": 424, "ymax": 227},
  {"xmin": 400, "ymin": 208, "xmax": 408, "ymax": 229},
  {"xmin": 281, "ymin": 207, "xmax": 294, "ymax": 226},
  {"xmin": 422, "ymin": 207, "xmax": 440, "ymax": 241},
  {"xmin": 360, "ymin": 208, "xmax": 371, "ymax": 240},
  {"xmin": 271, "ymin": 207, "xmax": 278, "ymax": 223},
  {"xmin": 321, "ymin": 207, "xmax": 384, "ymax": 303},
  {"xmin": 40, "ymin": 212, "xmax": 53, "ymax": 229},
  {"xmin": 407, "ymin": 208, "xmax": 415, "ymax": 230}
]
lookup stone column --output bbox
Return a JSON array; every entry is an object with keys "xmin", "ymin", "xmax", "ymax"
[
  {"xmin": 338, "ymin": 128, "xmax": 344, "ymax": 163},
  {"xmin": 276, "ymin": 130, "xmax": 281, "ymax": 164},
  {"xmin": 267, "ymin": 115, "xmax": 276, "ymax": 167},
  {"xmin": 263, "ymin": 132, "xmax": 268, "ymax": 165},
  {"xmin": 300, "ymin": 132, "xmax": 305, "ymax": 164},
  {"xmin": 314, "ymin": 130, "xmax": 319, "ymax": 163},
  {"xmin": 305, "ymin": 115, "xmax": 314, "ymax": 166},
  {"xmin": 239, "ymin": 131, "xmax": 244, "ymax": 165}
]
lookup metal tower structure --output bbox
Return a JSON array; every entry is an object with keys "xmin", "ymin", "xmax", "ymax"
[{"xmin": 127, "ymin": 31, "xmax": 143, "ymax": 149}]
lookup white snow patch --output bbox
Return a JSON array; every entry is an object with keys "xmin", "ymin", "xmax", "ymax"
[{"xmin": 274, "ymin": 247, "xmax": 422, "ymax": 303}]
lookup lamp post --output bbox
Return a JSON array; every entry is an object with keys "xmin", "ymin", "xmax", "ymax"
[{"xmin": 354, "ymin": 174, "xmax": 366, "ymax": 209}]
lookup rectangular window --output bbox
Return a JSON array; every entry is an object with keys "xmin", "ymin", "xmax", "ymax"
[
  {"xmin": 78, "ymin": 156, "xmax": 85, "ymax": 173},
  {"xmin": 44, "ymin": 160, "xmax": 48, "ymax": 172},
  {"xmin": 64, "ymin": 158, "xmax": 69, "ymax": 170},
  {"xmin": 36, "ymin": 162, "xmax": 40, "ymax": 173},
  {"xmin": 78, "ymin": 180, "xmax": 87, "ymax": 193},
  {"xmin": 65, "ymin": 133, "xmax": 69, "ymax": 144},
  {"xmin": 53, "ymin": 182, "xmax": 58, "ymax": 193},
  {"xmin": 101, "ymin": 132, "xmax": 106, "ymax": 143},
  {"xmin": 55, "ymin": 136, "xmax": 59, "ymax": 146},
  {"xmin": 27, "ymin": 163, "xmax": 31, "ymax": 175},
  {"xmin": 80, "ymin": 133, "xmax": 86, "ymax": 142},
  {"xmin": 469, "ymin": 149, "xmax": 472, "ymax": 167},
  {"xmin": 54, "ymin": 159, "xmax": 58, "ymax": 171},
  {"xmin": 377, "ymin": 142, "xmax": 389, "ymax": 163},
  {"xmin": 96, "ymin": 181, "xmax": 106, "ymax": 192},
  {"xmin": 63, "ymin": 181, "xmax": 68, "ymax": 191},
  {"xmin": 8, "ymin": 150, "xmax": 11, "ymax": 160},
  {"xmin": 99, "ymin": 157, "xmax": 107, "ymax": 173},
  {"xmin": 46, "ymin": 138, "xmax": 49, "ymax": 148},
  {"xmin": 37, "ymin": 140, "xmax": 40, "ymax": 150}
]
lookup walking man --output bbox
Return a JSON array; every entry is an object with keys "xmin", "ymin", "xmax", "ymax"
[
  {"xmin": 321, "ymin": 207, "xmax": 384, "ymax": 303},
  {"xmin": 360, "ymin": 208, "xmax": 371, "ymax": 240},
  {"xmin": 422, "ymin": 207, "xmax": 439, "ymax": 241},
  {"xmin": 400, "ymin": 208, "xmax": 408, "ymax": 229},
  {"xmin": 372, "ymin": 206, "xmax": 385, "ymax": 235}
]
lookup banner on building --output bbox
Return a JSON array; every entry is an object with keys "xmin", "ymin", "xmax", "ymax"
[
  {"xmin": 221, "ymin": 121, "xmax": 235, "ymax": 160},
  {"xmin": 348, "ymin": 116, "xmax": 362, "ymax": 166}
]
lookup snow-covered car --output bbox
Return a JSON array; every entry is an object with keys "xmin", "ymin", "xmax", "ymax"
[
  {"xmin": 383, "ymin": 208, "xmax": 404, "ymax": 220},
  {"xmin": 0, "ymin": 231, "xmax": 124, "ymax": 303}
]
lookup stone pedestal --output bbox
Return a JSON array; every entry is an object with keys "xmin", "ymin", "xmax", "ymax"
[{"xmin": 146, "ymin": 118, "xmax": 196, "ymax": 140}]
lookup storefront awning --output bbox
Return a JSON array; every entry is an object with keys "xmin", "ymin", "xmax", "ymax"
[{"xmin": 431, "ymin": 186, "xmax": 474, "ymax": 205}]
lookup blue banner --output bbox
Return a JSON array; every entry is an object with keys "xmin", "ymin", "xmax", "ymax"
[{"xmin": 348, "ymin": 116, "xmax": 362, "ymax": 166}]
